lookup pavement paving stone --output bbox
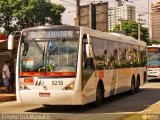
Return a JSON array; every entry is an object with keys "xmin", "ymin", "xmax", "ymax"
[
  {"xmin": 0, "ymin": 94, "xmax": 16, "ymax": 102},
  {"xmin": 0, "ymin": 87, "xmax": 16, "ymax": 102}
]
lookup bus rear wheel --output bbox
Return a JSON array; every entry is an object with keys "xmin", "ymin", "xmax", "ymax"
[
  {"xmin": 95, "ymin": 82, "xmax": 104, "ymax": 106},
  {"xmin": 130, "ymin": 77, "xmax": 136, "ymax": 95},
  {"xmin": 135, "ymin": 79, "xmax": 140, "ymax": 93}
]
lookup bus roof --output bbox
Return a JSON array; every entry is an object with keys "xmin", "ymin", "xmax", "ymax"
[
  {"xmin": 21, "ymin": 25, "xmax": 146, "ymax": 47},
  {"xmin": 80, "ymin": 26, "xmax": 146, "ymax": 47},
  {"xmin": 22, "ymin": 25, "xmax": 80, "ymax": 32}
]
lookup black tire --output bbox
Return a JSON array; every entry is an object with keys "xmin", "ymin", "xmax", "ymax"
[
  {"xmin": 95, "ymin": 83, "xmax": 104, "ymax": 107},
  {"xmin": 144, "ymin": 71, "xmax": 147, "ymax": 83},
  {"xmin": 135, "ymin": 79, "xmax": 140, "ymax": 93},
  {"xmin": 130, "ymin": 77, "xmax": 136, "ymax": 95}
]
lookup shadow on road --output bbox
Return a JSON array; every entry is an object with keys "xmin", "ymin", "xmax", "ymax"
[
  {"xmin": 147, "ymin": 79, "xmax": 160, "ymax": 82},
  {"xmin": 26, "ymin": 87, "xmax": 160, "ymax": 113}
]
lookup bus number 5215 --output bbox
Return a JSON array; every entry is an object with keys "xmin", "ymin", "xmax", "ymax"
[{"xmin": 52, "ymin": 81, "xmax": 63, "ymax": 85}]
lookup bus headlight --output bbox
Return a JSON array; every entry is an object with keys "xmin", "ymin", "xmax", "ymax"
[
  {"xmin": 64, "ymin": 82, "xmax": 75, "ymax": 90},
  {"xmin": 19, "ymin": 84, "xmax": 24, "ymax": 90}
]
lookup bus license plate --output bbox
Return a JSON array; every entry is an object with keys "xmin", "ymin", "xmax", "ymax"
[{"xmin": 39, "ymin": 93, "xmax": 50, "ymax": 97}]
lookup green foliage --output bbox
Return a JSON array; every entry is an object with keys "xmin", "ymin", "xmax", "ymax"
[
  {"xmin": 0, "ymin": 0, "xmax": 65, "ymax": 33},
  {"xmin": 113, "ymin": 20, "xmax": 149, "ymax": 44},
  {"xmin": 0, "ymin": 0, "xmax": 16, "ymax": 33},
  {"xmin": 148, "ymin": 39, "xmax": 160, "ymax": 45}
]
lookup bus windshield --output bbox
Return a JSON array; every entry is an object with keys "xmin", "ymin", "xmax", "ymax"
[
  {"xmin": 147, "ymin": 47, "xmax": 160, "ymax": 67},
  {"xmin": 20, "ymin": 39, "xmax": 79, "ymax": 77}
]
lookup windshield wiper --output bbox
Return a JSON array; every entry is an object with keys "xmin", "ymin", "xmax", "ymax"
[
  {"xmin": 22, "ymin": 42, "xmax": 29, "ymax": 56},
  {"xmin": 34, "ymin": 41, "xmax": 43, "ymax": 55}
]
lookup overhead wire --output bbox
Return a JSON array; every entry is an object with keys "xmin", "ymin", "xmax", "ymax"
[
  {"xmin": 60, "ymin": 0, "xmax": 76, "ymax": 6},
  {"xmin": 123, "ymin": 0, "xmax": 148, "ymax": 13},
  {"xmin": 59, "ymin": 0, "xmax": 150, "ymax": 25}
]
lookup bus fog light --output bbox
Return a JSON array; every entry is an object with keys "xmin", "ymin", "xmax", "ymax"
[
  {"xmin": 64, "ymin": 82, "xmax": 75, "ymax": 90},
  {"xmin": 24, "ymin": 85, "xmax": 30, "ymax": 90}
]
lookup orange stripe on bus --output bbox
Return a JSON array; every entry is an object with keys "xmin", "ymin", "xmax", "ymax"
[
  {"xmin": 20, "ymin": 72, "xmax": 76, "ymax": 76},
  {"xmin": 147, "ymin": 66, "xmax": 160, "ymax": 68},
  {"xmin": 46, "ymin": 72, "xmax": 76, "ymax": 76},
  {"xmin": 20, "ymin": 72, "xmax": 45, "ymax": 76}
]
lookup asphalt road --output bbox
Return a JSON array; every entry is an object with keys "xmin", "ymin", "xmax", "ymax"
[{"xmin": 0, "ymin": 80, "xmax": 160, "ymax": 120}]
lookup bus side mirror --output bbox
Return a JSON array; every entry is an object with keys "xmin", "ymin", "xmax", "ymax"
[
  {"xmin": 8, "ymin": 34, "xmax": 14, "ymax": 50},
  {"xmin": 86, "ymin": 44, "xmax": 93, "ymax": 58}
]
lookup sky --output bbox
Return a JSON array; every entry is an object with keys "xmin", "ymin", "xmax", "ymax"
[
  {"xmin": 0, "ymin": 0, "xmax": 159, "ymax": 32},
  {"xmin": 51, "ymin": 0, "xmax": 160, "ymax": 26}
]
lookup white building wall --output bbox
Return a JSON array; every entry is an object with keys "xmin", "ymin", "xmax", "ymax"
[{"xmin": 108, "ymin": 5, "xmax": 136, "ymax": 31}]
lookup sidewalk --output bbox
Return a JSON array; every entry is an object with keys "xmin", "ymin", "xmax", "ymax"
[
  {"xmin": 122, "ymin": 102, "xmax": 160, "ymax": 120},
  {"xmin": 0, "ymin": 87, "xmax": 16, "ymax": 102},
  {"xmin": 142, "ymin": 100, "xmax": 160, "ymax": 114}
]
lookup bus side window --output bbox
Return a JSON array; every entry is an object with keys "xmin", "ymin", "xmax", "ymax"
[
  {"xmin": 82, "ymin": 35, "xmax": 95, "ymax": 88},
  {"xmin": 84, "ymin": 58, "xmax": 94, "ymax": 69},
  {"xmin": 83, "ymin": 36, "xmax": 94, "ymax": 70}
]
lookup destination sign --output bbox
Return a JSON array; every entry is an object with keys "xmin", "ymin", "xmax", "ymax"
[{"xmin": 24, "ymin": 30, "xmax": 79, "ymax": 39}]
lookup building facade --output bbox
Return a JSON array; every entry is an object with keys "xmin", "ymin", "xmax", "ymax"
[
  {"xmin": 79, "ymin": 2, "xmax": 108, "ymax": 32},
  {"xmin": 108, "ymin": 5, "xmax": 136, "ymax": 31},
  {"xmin": 151, "ymin": 2, "xmax": 160, "ymax": 41},
  {"xmin": 108, "ymin": 7, "xmax": 116, "ymax": 30}
]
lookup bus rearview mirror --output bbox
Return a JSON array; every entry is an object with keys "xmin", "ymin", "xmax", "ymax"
[
  {"xmin": 86, "ymin": 44, "xmax": 93, "ymax": 58},
  {"xmin": 8, "ymin": 34, "xmax": 14, "ymax": 50}
]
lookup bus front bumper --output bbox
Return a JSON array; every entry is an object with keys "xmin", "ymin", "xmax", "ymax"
[
  {"xmin": 17, "ymin": 90, "xmax": 82, "ymax": 105},
  {"xmin": 147, "ymin": 76, "xmax": 160, "ymax": 81},
  {"xmin": 147, "ymin": 70, "xmax": 160, "ymax": 81}
]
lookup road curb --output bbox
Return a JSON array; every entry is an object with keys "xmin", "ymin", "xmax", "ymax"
[
  {"xmin": 141, "ymin": 100, "xmax": 160, "ymax": 114},
  {"xmin": 0, "ymin": 87, "xmax": 16, "ymax": 102},
  {"xmin": 0, "ymin": 94, "xmax": 16, "ymax": 102}
]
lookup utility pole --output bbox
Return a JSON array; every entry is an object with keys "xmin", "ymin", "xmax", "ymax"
[
  {"xmin": 118, "ymin": 18, "xmax": 122, "ymax": 31},
  {"xmin": 148, "ymin": 0, "xmax": 150, "ymax": 40},
  {"xmin": 137, "ymin": 14, "xmax": 146, "ymax": 41},
  {"xmin": 138, "ymin": 15, "xmax": 141, "ymax": 41},
  {"xmin": 120, "ymin": 19, "xmax": 122, "ymax": 31},
  {"xmin": 76, "ymin": 0, "xmax": 80, "ymax": 26},
  {"xmin": 89, "ymin": 3, "xmax": 96, "ymax": 29}
]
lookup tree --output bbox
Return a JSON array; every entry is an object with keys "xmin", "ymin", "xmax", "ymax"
[
  {"xmin": 0, "ymin": 0, "xmax": 65, "ymax": 33},
  {"xmin": 113, "ymin": 20, "xmax": 149, "ymax": 44},
  {"xmin": 148, "ymin": 39, "xmax": 160, "ymax": 45},
  {"xmin": 0, "ymin": 0, "xmax": 16, "ymax": 33},
  {"xmin": 140, "ymin": 26, "xmax": 149, "ymax": 44}
]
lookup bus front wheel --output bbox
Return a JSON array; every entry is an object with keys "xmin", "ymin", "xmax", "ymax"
[{"xmin": 95, "ymin": 82, "xmax": 104, "ymax": 106}]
